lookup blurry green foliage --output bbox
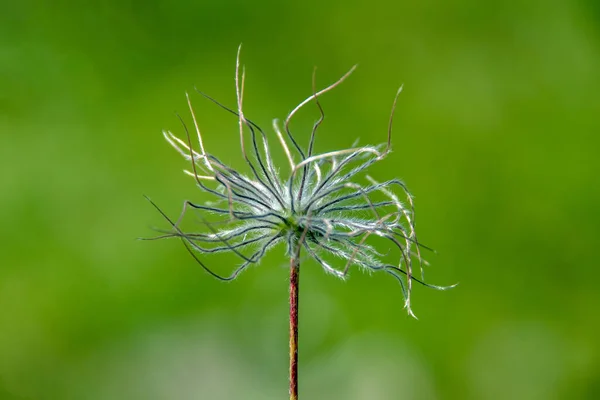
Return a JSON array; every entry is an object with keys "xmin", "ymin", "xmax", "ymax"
[{"xmin": 1, "ymin": 0, "xmax": 599, "ymax": 399}]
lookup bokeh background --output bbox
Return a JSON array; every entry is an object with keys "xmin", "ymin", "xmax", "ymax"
[{"xmin": 1, "ymin": 0, "xmax": 599, "ymax": 399}]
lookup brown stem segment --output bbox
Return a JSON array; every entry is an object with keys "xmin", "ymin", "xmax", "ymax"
[{"xmin": 289, "ymin": 257, "xmax": 300, "ymax": 400}]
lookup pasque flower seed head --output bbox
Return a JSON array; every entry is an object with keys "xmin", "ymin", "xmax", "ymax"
[{"xmin": 145, "ymin": 46, "xmax": 455, "ymax": 318}]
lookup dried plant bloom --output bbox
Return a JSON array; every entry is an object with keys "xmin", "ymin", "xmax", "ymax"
[
  {"xmin": 146, "ymin": 47, "xmax": 453, "ymax": 315},
  {"xmin": 145, "ymin": 46, "xmax": 455, "ymax": 399}
]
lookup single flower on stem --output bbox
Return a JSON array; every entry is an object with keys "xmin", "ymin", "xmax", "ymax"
[{"xmin": 144, "ymin": 45, "xmax": 456, "ymax": 400}]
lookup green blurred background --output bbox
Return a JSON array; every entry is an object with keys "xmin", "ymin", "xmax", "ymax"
[{"xmin": 1, "ymin": 0, "xmax": 599, "ymax": 399}]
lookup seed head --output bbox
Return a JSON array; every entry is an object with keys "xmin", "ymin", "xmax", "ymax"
[{"xmin": 145, "ymin": 46, "xmax": 455, "ymax": 317}]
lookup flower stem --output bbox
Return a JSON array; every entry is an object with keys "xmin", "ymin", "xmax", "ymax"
[{"xmin": 289, "ymin": 255, "xmax": 300, "ymax": 400}]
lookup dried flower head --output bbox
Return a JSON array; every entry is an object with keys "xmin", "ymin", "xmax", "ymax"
[{"xmin": 145, "ymin": 47, "xmax": 454, "ymax": 317}]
